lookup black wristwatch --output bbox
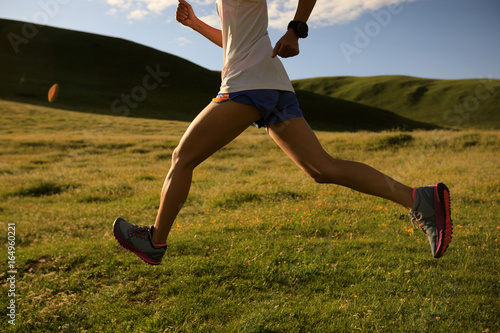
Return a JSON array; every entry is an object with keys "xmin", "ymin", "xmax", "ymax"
[{"xmin": 288, "ymin": 21, "xmax": 308, "ymax": 38}]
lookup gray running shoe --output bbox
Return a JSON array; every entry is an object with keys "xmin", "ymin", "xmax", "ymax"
[
  {"xmin": 409, "ymin": 183, "xmax": 453, "ymax": 258},
  {"xmin": 113, "ymin": 217, "xmax": 166, "ymax": 265}
]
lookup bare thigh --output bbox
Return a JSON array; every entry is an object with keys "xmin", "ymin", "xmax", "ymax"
[
  {"xmin": 173, "ymin": 100, "xmax": 262, "ymax": 169},
  {"xmin": 267, "ymin": 117, "xmax": 333, "ymax": 179}
]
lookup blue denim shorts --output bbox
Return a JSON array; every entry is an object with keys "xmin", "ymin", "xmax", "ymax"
[{"xmin": 212, "ymin": 89, "xmax": 303, "ymax": 128}]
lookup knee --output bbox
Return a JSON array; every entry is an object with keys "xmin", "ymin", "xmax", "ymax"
[
  {"xmin": 304, "ymin": 167, "xmax": 331, "ymax": 184},
  {"xmin": 171, "ymin": 147, "xmax": 181, "ymax": 165},
  {"xmin": 171, "ymin": 146, "xmax": 199, "ymax": 171},
  {"xmin": 171, "ymin": 147, "xmax": 192, "ymax": 170},
  {"xmin": 303, "ymin": 158, "xmax": 342, "ymax": 184},
  {"xmin": 310, "ymin": 172, "xmax": 330, "ymax": 184}
]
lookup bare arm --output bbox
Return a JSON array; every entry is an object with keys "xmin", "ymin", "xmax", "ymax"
[
  {"xmin": 272, "ymin": 0, "xmax": 316, "ymax": 58},
  {"xmin": 176, "ymin": 0, "xmax": 222, "ymax": 48},
  {"xmin": 292, "ymin": 0, "xmax": 316, "ymax": 22}
]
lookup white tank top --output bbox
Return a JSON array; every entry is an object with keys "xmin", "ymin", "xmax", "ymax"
[{"xmin": 216, "ymin": 0, "xmax": 294, "ymax": 93}]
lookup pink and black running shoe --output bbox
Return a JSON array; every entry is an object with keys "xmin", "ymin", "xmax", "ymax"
[
  {"xmin": 409, "ymin": 183, "xmax": 453, "ymax": 258},
  {"xmin": 113, "ymin": 217, "xmax": 167, "ymax": 265}
]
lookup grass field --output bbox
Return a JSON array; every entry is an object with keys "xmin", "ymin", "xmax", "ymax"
[{"xmin": 0, "ymin": 100, "xmax": 499, "ymax": 332}]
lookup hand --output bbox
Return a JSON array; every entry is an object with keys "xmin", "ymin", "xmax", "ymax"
[
  {"xmin": 176, "ymin": 0, "xmax": 197, "ymax": 28},
  {"xmin": 272, "ymin": 29, "xmax": 300, "ymax": 58}
]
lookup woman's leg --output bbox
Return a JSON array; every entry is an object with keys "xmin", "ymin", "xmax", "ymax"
[
  {"xmin": 152, "ymin": 101, "xmax": 261, "ymax": 244},
  {"xmin": 267, "ymin": 117, "xmax": 414, "ymax": 208}
]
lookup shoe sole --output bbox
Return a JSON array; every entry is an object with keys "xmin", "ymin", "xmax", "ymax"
[
  {"xmin": 434, "ymin": 183, "xmax": 453, "ymax": 258},
  {"xmin": 113, "ymin": 218, "xmax": 162, "ymax": 265}
]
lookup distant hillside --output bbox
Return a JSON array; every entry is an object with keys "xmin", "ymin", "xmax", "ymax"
[
  {"xmin": 0, "ymin": 19, "xmax": 221, "ymax": 121},
  {"xmin": 293, "ymin": 76, "xmax": 500, "ymax": 129},
  {"xmin": 1, "ymin": 19, "xmax": 437, "ymax": 131},
  {"xmin": 292, "ymin": 89, "xmax": 436, "ymax": 131}
]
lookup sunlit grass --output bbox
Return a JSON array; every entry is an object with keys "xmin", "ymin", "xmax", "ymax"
[{"xmin": 0, "ymin": 100, "xmax": 499, "ymax": 332}]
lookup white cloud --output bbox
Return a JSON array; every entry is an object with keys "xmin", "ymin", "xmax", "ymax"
[
  {"xmin": 106, "ymin": 0, "xmax": 131, "ymax": 10},
  {"xmin": 106, "ymin": 8, "xmax": 118, "ymax": 16},
  {"xmin": 142, "ymin": 0, "xmax": 178, "ymax": 14},
  {"xmin": 268, "ymin": 0, "xmax": 417, "ymax": 28},
  {"xmin": 104, "ymin": 0, "xmax": 175, "ymax": 20},
  {"xmin": 104, "ymin": 0, "xmax": 417, "ymax": 26},
  {"xmin": 176, "ymin": 36, "xmax": 191, "ymax": 46},
  {"xmin": 128, "ymin": 8, "xmax": 149, "ymax": 20},
  {"xmin": 106, "ymin": 0, "xmax": 126, "ymax": 6},
  {"xmin": 198, "ymin": 12, "xmax": 221, "ymax": 29}
]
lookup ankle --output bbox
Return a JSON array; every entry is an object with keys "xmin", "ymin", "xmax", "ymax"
[
  {"xmin": 151, "ymin": 226, "xmax": 167, "ymax": 247},
  {"xmin": 401, "ymin": 186, "xmax": 415, "ymax": 210},
  {"xmin": 154, "ymin": 241, "xmax": 168, "ymax": 247}
]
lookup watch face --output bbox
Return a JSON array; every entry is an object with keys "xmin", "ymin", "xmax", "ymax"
[{"xmin": 297, "ymin": 22, "xmax": 308, "ymax": 37}]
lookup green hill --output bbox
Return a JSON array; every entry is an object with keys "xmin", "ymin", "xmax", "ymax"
[
  {"xmin": 292, "ymin": 89, "xmax": 436, "ymax": 131},
  {"xmin": 0, "ymin": 19, "xmax": 221, "ymax": 122},
  {"xmin": 293, "ymin": 76, "xmax": 500, "ymax": 129},
  {"xmin": 0, "ymin": 19, "xmax": 441, "ymax": 131}
]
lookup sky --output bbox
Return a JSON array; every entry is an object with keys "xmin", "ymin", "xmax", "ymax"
[{"xmin": 1, "ymin": 0, "xmax": 499, "ymax": 81}]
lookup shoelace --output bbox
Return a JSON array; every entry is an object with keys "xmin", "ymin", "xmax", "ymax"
[
  {"xmin": 408, "ymin": 210, "xmax": 423, "ymax": 231},
  {"xmin": 128, "ymin": 225, "xmax": 149, "ymax": 240}
]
